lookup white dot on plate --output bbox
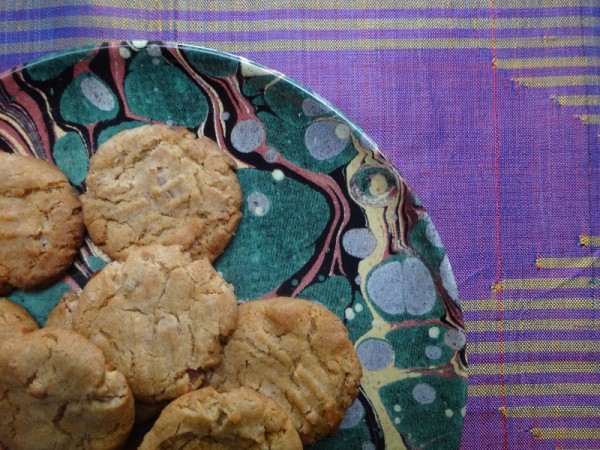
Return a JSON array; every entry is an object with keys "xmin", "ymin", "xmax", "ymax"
[
  {"xmin": 345, "ymin": 308, "xmax": 356, "ymax": 321},
  {"xmin": 354, "ymin": 303, "xmax": 363, "ymax": 313},
  {"xmin": 119, "ymin": 47, "xmax": 131, "ymax": 59},
  {"xmin": 272, "ymin": 169, "xmax": 285, "ymax": 181},
  {"xmin": 429, "ymin": 327, "xmax": 440, "ymax": 339},
  {"xmin": 394, "ymin": 417, "xmax": 400, "ymax": 424},
  {"xmin": 335, "ymin": 123, "xmax": 351, "ymax": 139},
  {"xmin": 445, "ymin": 409, "xmax": 454, "ymax": 418},
  {"xmin": 131, "ymin": 40, "xmax": 148, "ymax": 49},
  {"xmin": 393, "ymin": 404, "xmax": 401, "ymax": 412}
]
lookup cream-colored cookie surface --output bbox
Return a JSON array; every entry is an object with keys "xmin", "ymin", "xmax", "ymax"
[
  {"xmin": 45, "ymin": 291, "xmax": 78, "ymax": 329},
  {"xmin": 81, "ymin": 124, "xmax": 242, "ymax": 262},
  {"xmin": 208, "ymin": 297, "xmax": 363, "ymax": 445},
  {"xmin": 0, "ymin": 153, "xmax": 84, "ymax": 293},
  {"xmin": 138, "ymin": 387, "xmax": 302, "ymax": 450},
  {"xmin": 0, "ymin": 298, "xmax": 38, "ymax": 342},
  {"xmin": 0, "ymin": 327, "xmax": 134, "ymax": 450},
  {"xmin": 69, "ymin": 244, "xmax": 238, "ymax": 403}
]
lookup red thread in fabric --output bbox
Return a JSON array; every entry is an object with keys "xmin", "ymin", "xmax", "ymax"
[{"xmin": 490, "ymin": 1, "xmax": 509, "ymax": 449}]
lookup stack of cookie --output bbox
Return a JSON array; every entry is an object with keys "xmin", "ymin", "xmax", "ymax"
[{"xmin": 0, "ymin": 124, "xmax": 362, "ymax": 450}]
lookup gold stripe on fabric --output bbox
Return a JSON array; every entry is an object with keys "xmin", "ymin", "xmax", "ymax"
[
  {"xmin": 462, "ymin": 297, "xmax": 597, "ymax": 311},
  {"xmin": 471, "ymin": 362, "xmax": 600, "ymax": 376},
  {"xmin": 505, "ymin": 406, "xmax": 600, "ymax": 418},
  {"xmin": 555, "ymin": 95, "xmax": 600, "ymax": 106},
  {"xmin": 536, "ymin": 256, "xmax": 600, "ymax": 268},
  {"xmin": 3, "ymin": 16, "xmax": 600, "ymax": 33},
  {"xmin": 515, "ymin": 75, "xmax": 600, "ymax": 87},
  {"xmin": 467, "ymin": 340, "xmax": 597, "ymax": 354},
  {"xmin": 469, "ymin": 383, "xmax": 600, "ymax": 397},
  {"xmin": 467, "ymin": 319, "xmax": 598, "ymax": 332},
  {"xmin": 529, "ymin": 428, "xmax": 600, "ymax": 439},
  {"xmin": 493, "ymin": 277, "xmax": 600, "ymax": 290},
  {"xmin": 579, "ymin": 235, "xmax": 600, "ymax": 247},
  {"xmin": 3, "ymin": 0, "xmax": 598, "ymax": 10},
  {"xmin": 578, "ymin": 114, "xmax": 600, "ymax": 124},
  {"xmin": 498, "ymin": 57, "xmax": 600, "ymax": 69}
]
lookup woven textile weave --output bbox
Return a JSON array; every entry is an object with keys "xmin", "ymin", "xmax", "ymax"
[{"xmin": 1, "ymin": 1, "xmax": 599, "ymax": 449}]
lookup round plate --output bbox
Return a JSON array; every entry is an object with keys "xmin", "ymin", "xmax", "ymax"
[{"xmin": 0, "ymin": 41, "xmax": 467, "ymax": 450}]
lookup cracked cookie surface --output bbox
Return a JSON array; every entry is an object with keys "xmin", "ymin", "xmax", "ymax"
[
  {"xmin": 81, "ymin": 124, "xmax": 242, "ymax": 262},
  {"xmin": 0, "ymin": 298, "xmax": 39, "ymax": 341},
  {"xmin": 0, "ymin": 327, "xmax": 134, "ymax": 450},
  {"xmin": 68, "ymin": 244, "xmax": 238, "ymax": 403},
  {"xmin": 0, "ymin": 153, "xmax": 85, "ymax": 294},
  {"xmin": 138, "ymin": 386, "xmax": 302, "ymax": 450},
  {"xmin": 45, "ymin": 291, "xmax": 78, "ymax": 329},
  {"xmin": 208, "ymin": 297, "xmax": 363, "ymax": 445}
]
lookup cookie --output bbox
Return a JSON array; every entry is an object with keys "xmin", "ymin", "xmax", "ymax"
[
  {"xmin": 0, "ymin": 298, "xmax": 38, "ymax": 341},
  {"xmin": 0, "ymin": 327, "xmax": 134, "ymax": 450},
  {"xmin": 138, "ymin": 387, "xmax": 302, "ymax": 450},
  {"xmin": 0, "ymin": 153, "xmax": 85, "ymax": 293},
  {"xmin": 81, "ymin": 124, "xmax": 242, "ymax": 262},
  {"xmin": 68, "ymin": 244, "xmax": 238, "ymax": 403},
  {"xmin": 45, "ymin": 291, "xmax": 78, "ymax": 329},
  {"xmin": 208, "ymin": 297, "xmax": 363, "ymax": 445}
]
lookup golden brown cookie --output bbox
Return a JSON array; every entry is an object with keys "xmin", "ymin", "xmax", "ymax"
[
  {"xmin": 208, "ymin": 297, "xmax": 363, "ymax": 445},
  {"xmin": 0, "ymin": 153, "xmax": 85, "ymax": 293},
  {"xmin": 81, "ymin": 124, "xmax": 242, "ymax": 262},
  {"xmin": 45, "ymin": 291, "xmax": 78, "ymax": 329},
  {"xmin": 69, "ymin": 244, "xmax": 238, "ymax": 403},
  {"xmin": 138, "ymin": 387, "xmax": 302, "ymax": 450},
  {"xmin": 0, "ymin": 298, "xmax": 38, "ymax": 341},
  {"xmin": 0, "ymin": 327, "xmax": 134, "ymax": 450}
]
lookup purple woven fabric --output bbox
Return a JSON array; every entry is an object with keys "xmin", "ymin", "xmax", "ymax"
[{"xmin": 0, "ymin": 2, "xmax": 599, "ymax": 449}]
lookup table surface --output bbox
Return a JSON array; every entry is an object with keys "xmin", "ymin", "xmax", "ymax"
[{"xmin": 0, "ymin": 2, "xmax": 598, "ymax": 449}]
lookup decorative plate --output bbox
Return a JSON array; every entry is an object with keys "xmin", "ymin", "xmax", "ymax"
[{"xmin": 0, "ymin": 41, "xmax": 467, "ymax": 450}]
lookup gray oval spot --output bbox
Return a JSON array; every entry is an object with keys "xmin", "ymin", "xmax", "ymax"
[
  {"xmin": 366, "ymin": 261, "xmax": 405, "ymax": 315},
  {"xmin": 147, "ymin": 43, "xmax": 162, "ymax": 57},
  {"xmin": 413, "ymin": 383, "xmax": 436, "ymax": 405},
  {"xmin": 362, "ymin": 443, "xmax": 376, "ymax": 450},
  {"xmin": 444, "ymin": 329, "xmax": 466, "ymax": 350},
  {"xmin": 359, "ymin": 134, "xmax": 378, "ymax": 151},
  {"xmin": 356, "ymin": 339, "xmax": 394, "ymax": 371},
  {"xmin": 302, "ymin": 97, "xmax": 331, "ymax": 117},
  {"xmin": 247, "ymin": 192, "xmax": 270, "ymax": 217},
  {"xmin": 340, "ymin": 398, "xmax": 364, "ymax": 429},
  {"xmin": 440, "ymin": 255, "xmax": 460, "ymax": 303},
  {"xmin": 304, "ymin": 120, "xmax": 350, "ymax": 161},
  {"xmin": 342, "ymin": 228, "xmax": 377, "ymax": 259},
  {"xmin": 231, "ymin": 119, "xmax": 265, "ymax": 153},
  {"xmin": 425, "ymin": 217, "xmax": 443, "ymax": 248},
  {"xmin": 402, "ymin": 257, "xmax": 437, "ymax": 316},
  {"xmin": 366, "ymin": 257, "xmax": 437, "ymax": 316},
  {"xmin": 425, "ymin": 345, "xmax": 442, "ymax": 360},
  {"xmin": 80, "ymin": 77, "xmax": 115, "ymax": 111},
  {"xmin": 264, "ymin": 147, "xmax": 279, "ymax": 163}
]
